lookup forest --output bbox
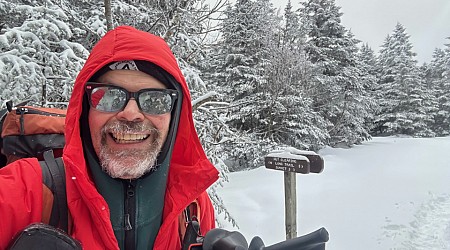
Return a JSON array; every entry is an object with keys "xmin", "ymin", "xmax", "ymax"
[{"xmin": 1, "ymin": 0, "xmax": 450, "ymax": 224}]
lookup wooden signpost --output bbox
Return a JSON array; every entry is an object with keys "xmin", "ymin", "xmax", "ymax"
[
  {"xmin": 265, "ymin": 151, "xmax": 310, "ymax": 174},
  {"xmin": 265, "ymin": 149, "xmax": 324, "ymax": 240}
]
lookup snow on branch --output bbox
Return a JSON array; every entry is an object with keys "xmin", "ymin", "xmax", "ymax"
[{"xmin": 192, "ymin": 90, "xmax": 218, "ymax": 111}]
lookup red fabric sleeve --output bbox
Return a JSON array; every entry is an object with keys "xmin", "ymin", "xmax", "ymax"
[
  {"xmin": 198, "ymin": 191, "xmax": 216, "ymax": 235},
  {"xmin": 0, "ymin": 158, "xmax": 43, "ymax": 248}
]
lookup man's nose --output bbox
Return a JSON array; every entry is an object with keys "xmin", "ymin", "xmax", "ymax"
[{"xmin": 116, "ymin": 99, "xmax": 145, "ymax": 122}]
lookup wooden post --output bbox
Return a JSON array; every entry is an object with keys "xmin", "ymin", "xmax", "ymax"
[{"xmin": 284, "ymin": 171, "xmax": 297, "ymax": 240}]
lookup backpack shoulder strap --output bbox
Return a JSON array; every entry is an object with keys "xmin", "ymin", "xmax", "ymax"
[
  {"xmin": 179, "ymin": 200, "xmax": 202, "ymax": 250},
  {"xmin": 39, "ymin": 150, "xmax": 68, "ymax": 233}
]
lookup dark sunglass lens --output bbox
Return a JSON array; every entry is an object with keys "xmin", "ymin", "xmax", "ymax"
[
  {"xmin": 139, "ymin": 91, "xmax": 172, "ymax": 114},
  {"xmin": 91, "ymin": 87, "xmax": 127, "ymax": 112}
]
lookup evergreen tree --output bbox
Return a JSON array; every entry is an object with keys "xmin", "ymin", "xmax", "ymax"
[
  {"xmin": 263, "ymin": 39, "xmax": 330, "ymax": 150},
  {"xmin": 282, "ymin": 0, "xmax": 300, "ymax": 45},
  {"xmin": 299, "ymin": 0, "xmax": 371, "ymax": 146},
  {"xmin": 376, "ymin": 23, "xmax": 435, "ymax": 136},
  {"xmin": 218, "ymin": 0, "xmax": 275, "ymax": 105},
  {"xmin": 357, "ymin": 43, "xmax": 380, "ymax": 134},
  {"xmin": 255, "ymin": 0, "xmax": 329, "ymax": 151},
  {"xmin": 358, "ymin": 43, "xmax": 378, "ymax": 79},
  {"xmin": 427, "ymin": 42, "xmax": 450, "ymax": 135},
  {"xmin": 203, "ymin": 0, "xmax": 281, "ymax": 169}
]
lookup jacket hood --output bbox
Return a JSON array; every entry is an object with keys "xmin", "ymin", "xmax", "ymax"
[{"xmin": 62, "ymin": 26, "xmax": 219, "ymax": 247}]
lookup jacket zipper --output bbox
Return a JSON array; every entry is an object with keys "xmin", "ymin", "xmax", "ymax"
[{"xmin": 124, "ymin": 180, "xmax": 136, "ymax": 250}]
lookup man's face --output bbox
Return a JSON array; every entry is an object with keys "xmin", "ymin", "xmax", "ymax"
[{"xmin": 88, "ymin": 70, "xmax": 171, "ymax": 179}]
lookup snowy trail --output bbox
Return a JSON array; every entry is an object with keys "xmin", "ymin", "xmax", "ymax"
[
  {"xmin": 216, "ymin": 136, "xmax": 450, "ymax": 250},
  {"xmin": 380, "ymin": 193, "xmax": 450, "ymax": 250}
]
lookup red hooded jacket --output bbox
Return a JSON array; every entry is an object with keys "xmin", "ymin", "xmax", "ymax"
[{"xmin": 0, "ymin": 26, "xmax": 219, "ymax": 249}]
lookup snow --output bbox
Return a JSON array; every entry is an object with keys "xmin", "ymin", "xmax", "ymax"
[
  {"xmin": 266, "ymin": 151, "xmax": 309, "ymax": 161},
  {"xmin": 216, "ymin": 136, "xmax": 450, "ymax": 249}
]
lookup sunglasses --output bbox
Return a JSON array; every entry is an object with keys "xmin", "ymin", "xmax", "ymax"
[{"xmin": 85, "ymin": 82, "xmax": 178, "ymax": 115}]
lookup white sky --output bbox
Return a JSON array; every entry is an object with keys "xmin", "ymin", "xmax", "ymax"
[
  {"xmin": 273, "ymin": 0, "xmax": 450, "ymax": 64},
  {"xmin": 216, "ymin": 136, "xmax": 450, "ymax": 249}
]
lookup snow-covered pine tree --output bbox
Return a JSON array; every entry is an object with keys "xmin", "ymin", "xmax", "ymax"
[
  {"xmin": 282, "ymin": 0, "xmax": 300, "ymax": 45},
  {"xmin": 357, "ymin": 43, "xmax": 379, "ymax": 135},
  {"xmin": 376, "ymin": 23, "xmax": 435, "ymax": 137},
  {"xmin": 299, "ymin": 0, "xmax": 371, "ymax": 146},
  {"xmin": 217, "ymin": 0, "xmax": 262, "ymax": 101},
  {"xmin": 426, "ymin": 42, "xmax": 450, "ymax": 135},
  {"xmin": 256, "ymin": 0, "xmax": 329, "ymax": 151},
  {"xmin": 205, "ymin": 0, "xmax": 281, "ymax": 170},
  {"xmin": 0, "ymin": 0, "xmax": 89, "ymax": 106},
  {"xmin": 329, "ymin": 31, "xmax": 373, "ymax": 145}
]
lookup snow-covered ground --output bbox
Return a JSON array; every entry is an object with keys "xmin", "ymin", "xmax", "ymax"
[{"xmin": 216, "ymin": 136, "xmax": 450, "ymax": 249}]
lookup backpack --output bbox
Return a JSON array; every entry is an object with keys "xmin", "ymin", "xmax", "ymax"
[
  {"xmin": 0, "ymin": 100, "xmax": 66, "ymax": 167},
  {"xmin": 0, "ymin": 101, "xmax": 68, "ymax": 231},
  {"xmin": 0, "ymin": 101, "xmax": 75, "ymax": 249}
]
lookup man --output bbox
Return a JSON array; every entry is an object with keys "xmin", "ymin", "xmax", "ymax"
[{"xmin": 0, "ymin": 26, "xmax": 219, "ymax": 249}]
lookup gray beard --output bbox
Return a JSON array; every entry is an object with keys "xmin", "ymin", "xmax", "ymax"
[{"xmin": 98, "ymin": 121, "xmax": 163, "ymax": 179}]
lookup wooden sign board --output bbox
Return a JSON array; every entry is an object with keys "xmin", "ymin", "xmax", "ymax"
[
  {"xmin": 265, "ymin": 149, "xmax": 325, "ymax": 174},
  {"xmin": 265, "ymin": 151, "xmax": 310, "ymax": 174},
  {"xmin": 303, "ymin": 154, "xmax": 324, "ymax": 173},
  {"xmin": 281, "ymin": 148, "xmax": 324, "ymax": 173}
]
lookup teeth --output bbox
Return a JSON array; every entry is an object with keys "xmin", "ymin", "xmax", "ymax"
[{"xmin": 112, "ymin": 133, "xmax": 149, "ymax": 143}]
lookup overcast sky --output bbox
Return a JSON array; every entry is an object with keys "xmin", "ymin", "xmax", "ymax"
[{"xmin": 273, "ymin": 0, "xmax": 450, "ymax": 64}]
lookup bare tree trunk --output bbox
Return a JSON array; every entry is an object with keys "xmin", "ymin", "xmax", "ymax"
[{"xmin": 105, "ymin": 0, "xmax": 113, "ymax": 31}]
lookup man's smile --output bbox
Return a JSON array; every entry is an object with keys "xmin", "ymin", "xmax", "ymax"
[{"xmin": 110, "ymin": 132, "xmax": 150, "ymax": 144}]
